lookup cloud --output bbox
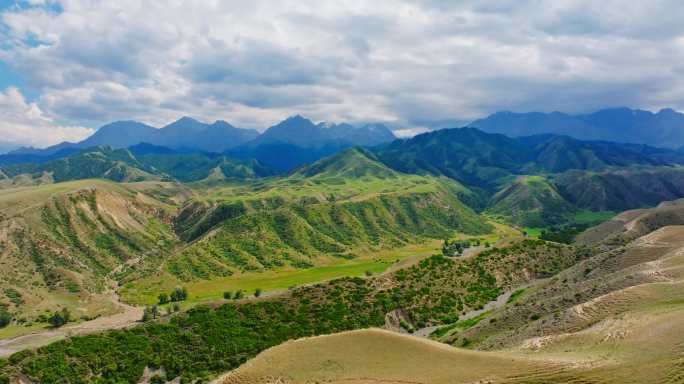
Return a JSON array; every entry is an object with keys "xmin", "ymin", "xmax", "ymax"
[
  {"xmin": 0, "ymin": 0, "xmax": 683, "ymax": 145},
  {"xmin": 0, "ymin": 86, "xmax": 93, "ymax": 147},
  {"xmin": 393, "ymin": 127, "xmax": 432, "ymax": 138}
]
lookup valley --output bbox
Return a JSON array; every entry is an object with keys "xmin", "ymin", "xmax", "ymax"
[
  {"xmin": 3, "ymin": 3, "xmax": 683, "ymax": 383},
  {"xmin": 1, "ymin": 124, "xmax": 684, "ymax": 383}
]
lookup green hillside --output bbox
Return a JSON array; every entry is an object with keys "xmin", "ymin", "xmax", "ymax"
[
  {"xmin": 135, "ymin": 153, "xmax": 274, "ymax": 182},
  {"xmin": 486, "ymin": 175, "xmax": 576, "ymax": 227},
  {"xmin": 0, "ymin": 238, "xmax": 588, "ymax": 383},
  {"xmin": 125, "ymin": 149, "xmax": 491, "ymax": 297},
  {"xmin": 0, "ymin": 146, "xmax": 275, "ymax": 187},
  {"xmin": 0, "ymin": 180, "xmax": 180, "ymax": 321},
  {"xmin": 0, "ymin": 147, "xmax": 161, "ymax": 186}
]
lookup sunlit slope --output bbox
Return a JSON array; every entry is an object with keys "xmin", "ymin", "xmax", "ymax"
[
  {"xmin": 486, "ymin": 175, "xmax": 575, "ymax": 226},
  {"xmin": 0, "ymin": 180, "xmax": 180, "ymax": 319},
  {"xmin": 217, "ymin": 329, "xmax": 544, "ymax": 384},
  {"xmin": 164, "ymin": 148, "xmax": 490, "ymax": 280},
  {"xmin": 218, "ymin": 207, "xmax": 684, "ymax": 384}
]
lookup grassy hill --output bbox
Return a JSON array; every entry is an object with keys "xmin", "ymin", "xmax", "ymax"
[
  {"xmin": 0, "ymin": 180, "xmax": 181, "ymax": 323},
  {"xmin": 0, "ymin": 149, "xmax": 498, "ymax": 320},
  {"xmin": 0, "ymin": 146, "xmax": 275, "ymax": 187},
  {"xmin": 120, "ymin": 149, "xmax": 492, "ymax": 301},
  {"xmin": 0, "ymin": 147, "xmax": 161, "ymax": 187},
  {"xmin": 486, "ymin": 175, "xmax": 576, "ymax": 227},
  {"xmin": 0, "ymin": 237, "xmax": 587, "ymax": 383}
]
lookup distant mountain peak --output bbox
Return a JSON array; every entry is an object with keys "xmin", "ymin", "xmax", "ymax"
[{"xmin": 471, "ymin": 107, "xmax": 684, "ymax": 148}]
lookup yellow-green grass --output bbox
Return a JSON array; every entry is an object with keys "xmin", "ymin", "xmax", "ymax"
[
  {"xmin": 191, "ymin": 174, "xmax": 457, "ymax": 205},
  {"xmin": 216, "ymin": 328, "xmax": 546, "ymax": 384},
  {"xmin": 120, "ymin": 241, "xmax": 443, "ymax": 306},
  {"xmin": 522, "ymin": 210, "xmax": 615, "ymax": 239},
  {"xmin": 0, "ymin": 323, "xmax": 49, "ymax": 340},
  {"xmin": 571, "ymin": 209, "xmax": 615, "ymax": 224}
]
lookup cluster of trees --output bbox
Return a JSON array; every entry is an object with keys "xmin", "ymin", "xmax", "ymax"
[
  {"xmin": 223, "ymin": 288, "xmax": 261, "ymax": 300},
  {"xmin": 158, "ymin": 287, "xmax": 188, "ymax": 305},
  {"xmin": 142, "ymin": 303, "xmax": 181, "ymax": 322},
  {"xmin": 442, "ymin": 238, "xmax": 488, "ymax": 257},
  {"xmin": 0, "ymin": 240, "xmax": 592, "ymax": 383},
  {"xmin": 539, "ymin": 223, "xmax": 591, "ymax": 244}
]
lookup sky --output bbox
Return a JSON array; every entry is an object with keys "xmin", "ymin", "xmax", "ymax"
[{"xmin": 1, "ymin": 0, "xmax": 684, "ymax": 148}]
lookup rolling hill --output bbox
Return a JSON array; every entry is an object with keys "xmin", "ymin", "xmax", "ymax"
[
  {"xmin": 0, "ymin": 146, "xmax": 275, "ymax": 186},
  {"xmin": 0, "ymin": 180, "xmax": 182, "ymax": 322},
  {"xmin": 133, "ymin": 148, "xmax": 490, "ymax": 288},
  {"xmin": 486, "ymin": 175, "xmax": 575, "ymax": 227}
]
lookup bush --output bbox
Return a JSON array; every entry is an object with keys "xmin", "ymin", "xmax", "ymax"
[
  {"xmin": 254, "ymin": 288, "xmax": 262, "ymax": 298},
  {"xmin": 48, "ymin": 308, "xmax": 70, "ymax": 328},
  {"xmin": 0, "ymin": 308, "xmax": 11, "ymax": 328},
  {"xmin": 233, "ymin": 290, "xmax": 243, "ymax": 300},
  {"xmin": 170, "ymin": 287, "xmax": 188, "ymax": 302},
  {"xmin": 158, "ymin": 293, "xmax": 169, "ymax": 305},
  {"xmin": 223, "ymin": 291, "xmax": 232, "ymax": 300}
]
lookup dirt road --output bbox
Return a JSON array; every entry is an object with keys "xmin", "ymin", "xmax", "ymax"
[{"xmin": 0, "ymin": 290, "xmax": 142, "ymax": 357}]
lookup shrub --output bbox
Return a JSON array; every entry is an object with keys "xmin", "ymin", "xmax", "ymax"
[
  {"xmin": 0, "ymin": 308, "xmax": 11, "ymax": 328},
  {"xmin": 48, "ymin": 308, "xmax": 70, "ymax": 328},
  {"xmin": 170, "ymin": 287, "xmax": 188, "ymax": 302},
  {"xmin": 254, "ymin": 288, "xmax": 262, "ymax": 298},
  {"xmin": 223, "ymin": 291, "xmax": 232, "ymax": 300}
]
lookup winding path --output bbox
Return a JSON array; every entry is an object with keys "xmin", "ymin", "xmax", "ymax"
[{"xmin": 0, "ymin": 288, "xmax": 142, "ymax": 357}]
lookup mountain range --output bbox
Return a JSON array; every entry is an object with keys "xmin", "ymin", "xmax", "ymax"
[
  {"xmin": 471, "ymin": 107, "xmax": 684, "ymax": 149},
  {"xmin": 8, "ymin": 116, "xmax": 397, "ymax": 172}
]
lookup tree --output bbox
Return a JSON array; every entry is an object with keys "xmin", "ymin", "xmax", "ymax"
[
  {"xmin": 158, "ymin": 293, "xmax": 169, "ymax": 305},
  {"xmin": 223, "ymin": 291, "xmax": 232, "ymax": 300},
  {"xmin": 48, "ymin": 308, "xmax": 70, "ymax": 328},
  {"xmin": 0, "ymin": 308, "xmax": 11, "ymax": 328},
  {"xmin": 254, "ymin": 288, "xmax": 262, "ymax": 298},
  {"xmin": 233, "ymin": 290, "xmax": 243, "ymax": 300},
  {"xmin": 172, "ymin": 303, "xmax": 180, "ymax": 312},
  {"xmin": 170, "ymin": 287, "xmax": 188, "ymax": 302},
  {"xmin": 142, "ymin": 305, "xmax": 160, "ymax": 322}
]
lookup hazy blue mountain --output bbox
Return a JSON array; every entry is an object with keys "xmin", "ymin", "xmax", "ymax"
[
  {"xmin": 0, "ymin": 147, "xmax": 82, "ymax": 166},
  {"xmin": 10, "ymin": 117, "xmax": 260, "ymax": 157},
  {"xmin": 231, "ymin": 115, "xmax": 396, "ymax": 172},
  {"xmin": 320, "ymin": 122, "xmax": 396, "ymax": 146},
  {"xmin": 155, "ymin": 117, "xmax": 258, "ymax": 152},
  {"xmin": 471, "ymin": 107, "xmax": 684, "ymax": 148},
  {"xmin": 0, "ymin": 142, "xmax": 18, "ymax": 154}
]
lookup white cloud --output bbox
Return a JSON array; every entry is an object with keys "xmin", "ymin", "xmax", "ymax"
[
  {"xmin": 0, "ymin": 0, "xmax": 683, "ymax": 141},
  {"xmin": 0, "ymin": 87, "xmax": 93, "ymax": 147},
  {"xmin": 393, "ymin": 127, "xmax": 432, "ymax": 138}
]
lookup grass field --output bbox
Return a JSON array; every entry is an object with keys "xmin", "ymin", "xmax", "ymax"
[
  {"xmin": 571, "ymin": 209, "xmax": 616, "ymax": 224},
  {"xmin": 522, "ymin": 210, "xmax": 615, "ymax": 239},
  {"xmin": 0, "ymin": 323, "xmax": 48, "ymax": 340},
  {"xmin": 120, "ymin": 241, "xmax": 443, "ymax": 306}
]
